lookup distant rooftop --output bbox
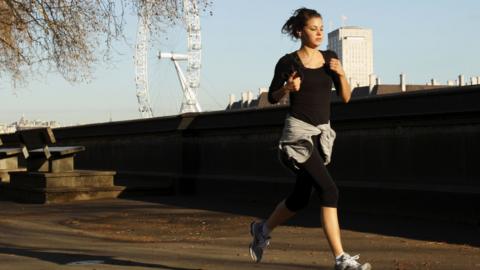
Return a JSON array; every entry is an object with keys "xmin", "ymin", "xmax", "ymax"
[{"xmin": 336, "ymin": 26, "xmax": 370, "ymax": 30}]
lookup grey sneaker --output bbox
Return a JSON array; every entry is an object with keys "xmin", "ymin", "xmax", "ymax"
[
  {"xmin": 335, "ymin": 253, "xmax": 371, "ymax": 270},
  {"xmin": 248, "ymin": 221, "xmax": 271, "ymax": 263}
]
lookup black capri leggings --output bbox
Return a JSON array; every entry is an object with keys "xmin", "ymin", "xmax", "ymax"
[{"xmin": 284, "ymin": 135, "xmax": 339, "ymax": 211}]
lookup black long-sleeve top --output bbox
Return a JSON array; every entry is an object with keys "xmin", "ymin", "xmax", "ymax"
[{"xmin": 268, "ymin": 50, "xmax": 341, "ymax": 126}]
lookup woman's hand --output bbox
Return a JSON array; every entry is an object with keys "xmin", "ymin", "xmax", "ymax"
[
  {"xmin": 284, "ymin": 71, "xmax": 302, "ymax": 92},
  {"xmin": 329, "ymin": 58, "xmax": 346, "ymax": 78}
]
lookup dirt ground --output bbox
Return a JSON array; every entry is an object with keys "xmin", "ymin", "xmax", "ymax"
[{"xmin": 0, "ymin": 196, "xmax": 478, "ymax": 270}]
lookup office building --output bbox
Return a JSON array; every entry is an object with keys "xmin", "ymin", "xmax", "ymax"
[{"xmin": 328, "ymin": 26, "xmax": 373, "ymax": 87}]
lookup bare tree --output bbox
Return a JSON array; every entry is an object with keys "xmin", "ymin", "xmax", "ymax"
[{"xmin": 0, "ymin": 0, "xmax": 211, "ymax": 86}]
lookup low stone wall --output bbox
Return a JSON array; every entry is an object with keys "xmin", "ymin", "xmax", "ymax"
[
  {"xmin": 48, "ymin": 85, "xmax": 480, "ymax": 223},
  {"xmin": 52, "ymin": 86, "xmax": 480, "ymax": 190}
]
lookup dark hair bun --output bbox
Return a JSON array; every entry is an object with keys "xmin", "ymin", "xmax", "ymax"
[{"xmin": 282, "ymin": 7, "xmax": 322, "ymax": 39}]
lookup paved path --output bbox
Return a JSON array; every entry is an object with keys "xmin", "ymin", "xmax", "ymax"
[{"xmin": 0, "ymin": 196, "xmax": 478, "ymax": 270}]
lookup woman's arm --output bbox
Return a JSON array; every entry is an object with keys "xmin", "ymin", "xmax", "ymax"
[
  {"xmin": 329, "ymin": 58, "xmax": 351, "ymax": 103},
  {"xmin": 269, "ymin": 71, "xmax": 301, "ymax": 102},
  {"xmin": 269, "ymin": 85, "xmax": 290, "ymax": 103},
  {"xmin": 268, "ymin": 56, "xmax": 302, "ymax": 104}
]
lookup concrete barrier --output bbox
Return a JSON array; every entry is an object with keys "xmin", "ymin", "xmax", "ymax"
[{"xmin": 48, "ymin": 85, "xmax": 480, "ymax": 223}]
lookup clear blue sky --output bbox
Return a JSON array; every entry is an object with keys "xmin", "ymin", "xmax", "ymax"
[{"xmin": 1, "ymin": 0, "xmax": 479, "ymax": 125}]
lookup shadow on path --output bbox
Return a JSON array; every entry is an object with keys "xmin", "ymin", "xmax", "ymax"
[
  {"xmin": 125, "ymin": 194, "xmax": 480, "ymax": 248},
  {"xmin": 0, "ymin": 244, "xmax": 333, "ymax": 270},
  {"xmin": 0, "ymin": 246, "xmax": 202, "ymax": 270}
]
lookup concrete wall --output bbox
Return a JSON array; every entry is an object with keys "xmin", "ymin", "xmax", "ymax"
[
  {"xmin": 50, "ymin": 85, "xmax": 480, "ymax": 223},
  {"xmin": 51, "ymin": 85, "xmax": 480, "ymax": 190},
  {"xmin": 53, "ymin": 107, "xmax": 287, "ymax": 192}
]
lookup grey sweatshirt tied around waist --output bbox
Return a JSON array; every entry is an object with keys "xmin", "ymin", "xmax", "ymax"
[{"xmin": 278, "ymin": 115, "xmax": 336, "ymax": 168}]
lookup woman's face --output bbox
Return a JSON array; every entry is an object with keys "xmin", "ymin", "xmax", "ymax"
[{"xmin": 300, "ymin": 17, "xmax": 324, "ymax": 48}]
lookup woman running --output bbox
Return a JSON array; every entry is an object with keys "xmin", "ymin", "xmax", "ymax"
[{"xmin": 248, "ymin": 7, "xmax": 371, "ymax": 270}]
